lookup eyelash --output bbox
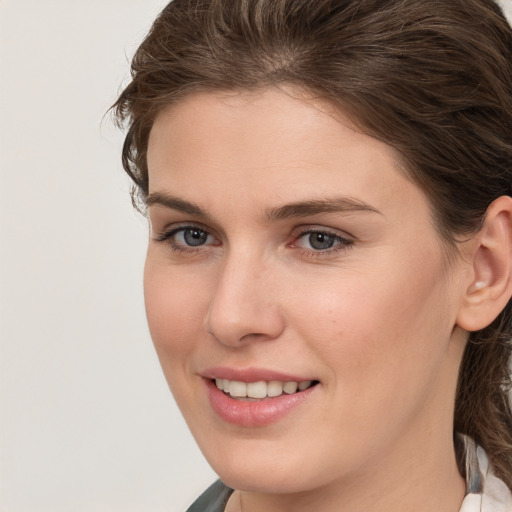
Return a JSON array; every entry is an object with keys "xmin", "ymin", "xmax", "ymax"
[
  {"xmin": 154, "ymin": 224, "xmax": 218, "ymax": 253},
  {"xmin": 291, "ymin": 228, "xmax": 354, "ymax": 255},
  {"xmin": 154, "ymin": 224, "xmax": 354, "ymax": 256}
]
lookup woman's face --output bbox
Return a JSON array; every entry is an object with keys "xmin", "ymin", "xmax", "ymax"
[{"xmin": 145, "ymin": 89, "xmax": 468, "ymax": 494}]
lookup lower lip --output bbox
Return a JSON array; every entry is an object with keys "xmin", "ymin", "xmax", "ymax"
[{"xmin": 204, "ymin": 379, "xmax": 318, "ymax": 427}]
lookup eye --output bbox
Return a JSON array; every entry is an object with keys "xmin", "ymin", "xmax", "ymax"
[
  {"xmin": 155, "ymin": 225, "xmax": 218, "ymax": 251},
  {"xmin": 292, "ymin": 229, "xmax": 353, "ymax": 252},
  {"xmin": 177, "ymin": 227, "xmax": 211, "ymax": 247}
]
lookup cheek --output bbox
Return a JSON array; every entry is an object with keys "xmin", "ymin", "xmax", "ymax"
[
  {"xmin": 143, "ymin": 258, "xmax": 210, "ymax": 366},
  {"xmin": 290, "ymin": 250, "xmax": 453, "ymax": 403}
]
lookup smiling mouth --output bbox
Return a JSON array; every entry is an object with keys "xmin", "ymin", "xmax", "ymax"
[{"xmin": 213, "ymin": 378, "xmax": 319, "ymax": 401}]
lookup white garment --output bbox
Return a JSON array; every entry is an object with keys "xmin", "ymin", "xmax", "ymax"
[{"xmin": 459, "ymin": 438, "xmax": 512, "ymax": 512}]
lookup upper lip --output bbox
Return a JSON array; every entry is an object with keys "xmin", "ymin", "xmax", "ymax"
[{"xmin": 200, "ymin": 366, "xmax": 317, "ymax": 383}]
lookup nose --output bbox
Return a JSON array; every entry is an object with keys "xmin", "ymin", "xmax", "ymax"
[{"xmin": 205, "ymin": 251, "xmax": 285, "ymax": 347}]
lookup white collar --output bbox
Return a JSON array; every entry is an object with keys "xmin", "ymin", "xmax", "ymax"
[{"xmin": 459, "ymin": 436, "xmax": 512, "ymax": 512}]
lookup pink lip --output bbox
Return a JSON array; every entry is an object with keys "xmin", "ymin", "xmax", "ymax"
[
  {"xmin": 201, "ymin": 366, "xmax": 315, "ymax": 383},
  {"xmin": 202, "ymin": 372, "xmax": 319, "ymax": 428}
]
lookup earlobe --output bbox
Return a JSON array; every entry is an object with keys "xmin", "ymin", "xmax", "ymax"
[{"xmin": 456, "ymin": 196, "xmax": 512, "ymax": 332}]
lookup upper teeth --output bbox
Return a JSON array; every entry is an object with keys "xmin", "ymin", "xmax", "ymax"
[{"xmin": 215, "ymin": 379, "xmax": 313, "ymax": 399}]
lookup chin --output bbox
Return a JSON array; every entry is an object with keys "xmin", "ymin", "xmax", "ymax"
[
  {"xmin": 216, "ymin": 463, "xmax": 315, "ymax": 494},
  {"xmin": 196, "ymin": 434, "xmax": 338, "ymax": 495}
]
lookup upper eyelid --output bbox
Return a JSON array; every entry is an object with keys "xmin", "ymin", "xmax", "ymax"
[
  {"xmin": 293, "ymin": 224, "xmax": 354, "ymax": 240},
  {"xmin": 156, "ymin": 221, "xmax": 215, "ymax": 237}
]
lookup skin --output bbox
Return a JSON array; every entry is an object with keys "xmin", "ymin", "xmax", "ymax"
[{"xmin": 145, "ymin": 88, "xmax": 471, "ymax": 512}]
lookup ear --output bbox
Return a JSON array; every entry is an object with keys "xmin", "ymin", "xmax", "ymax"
[{"xmin": 456, "ymin": 196, "xmax": 512, "ymax": 332}]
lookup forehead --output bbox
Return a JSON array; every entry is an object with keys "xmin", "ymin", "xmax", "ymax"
[{"xmin": 146, "ymin": 88, "xmax": 429, "ymax": 223}]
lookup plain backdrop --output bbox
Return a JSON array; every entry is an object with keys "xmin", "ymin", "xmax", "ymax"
[
  {"xmin": 0, "ymin": 1, "xmax": 217, "ymax": 511},
  {"xmin": 1, "ymin": 1, "xmax": 511, "ymax": 511}
]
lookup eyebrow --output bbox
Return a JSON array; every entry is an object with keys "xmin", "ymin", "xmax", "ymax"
[
  {"xmin": 146, "ymin": 192, "xmax": 208, "ymax": 218},
  {"xmin": 146, "ymin": 192, "xmax": 381, "ymax": 220},
  {"xmin": 266, "ymin": 197, "xmax": 381, "ymax": 220}
]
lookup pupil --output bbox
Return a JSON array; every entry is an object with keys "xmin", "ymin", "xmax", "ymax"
[
  {"xmin": 309, "ymin": 232, "xmax": 334, "ymax": 250},
  {"xmin": 184, "ymin": 228, "xmax": 207, "ymax": 246}
]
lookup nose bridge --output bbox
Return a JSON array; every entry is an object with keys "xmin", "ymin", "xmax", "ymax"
[{"xmin": 205, "ymin": 245, "xmax": 284, "ymax": 346}]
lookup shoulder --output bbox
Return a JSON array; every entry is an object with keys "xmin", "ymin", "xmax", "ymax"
[{"xmin": 186, "ymin": 480, "xmax": 234, "ymax": 512}]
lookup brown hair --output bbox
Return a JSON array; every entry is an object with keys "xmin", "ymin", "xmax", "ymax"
[{"xmin": 113, "ymin": 0, "xmax": 512, "ymax": 487}]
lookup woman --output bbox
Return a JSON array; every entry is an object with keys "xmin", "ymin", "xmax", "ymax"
[{"xmin": 114, "ymin": 0, "xmax": 512, "ymax": 510}]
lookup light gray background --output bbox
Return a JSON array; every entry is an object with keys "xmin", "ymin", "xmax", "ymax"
[
  {"xmin": 0, "ymin": 1, "xmax": 216, "ymax": 511},
  {"xmin": 1, "ymin": 1, "xmax": 511, "ymax": 511}
]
